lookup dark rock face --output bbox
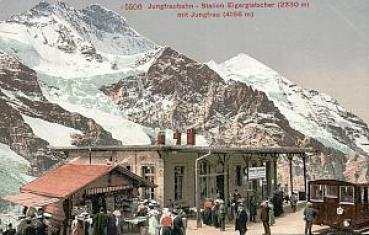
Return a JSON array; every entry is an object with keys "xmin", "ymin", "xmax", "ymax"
[
  {"xmin": 101, "ymin": 47, "xmax": 300, "ymax": 146},
  {"xmin": 0, "ymin": 52, "xmax": 120, "ymax": 175},
  {"xmin": 100, "ymin": 47, "xmax": 353, "ymax": 188}
]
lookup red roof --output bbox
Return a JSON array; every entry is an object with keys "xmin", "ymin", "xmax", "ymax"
[
  {"xmin": 22, "ymin": 164, "xmax": 113, "ymax": 198},
  {"xmin": 2, "ymin": 192, "xmax": 59, "ymax": 207}
]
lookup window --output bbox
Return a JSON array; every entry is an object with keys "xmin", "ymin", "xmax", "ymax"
[
  {"xmin": 235, "ymin": 165, "xmax": 242, "ymax": 186},
  {"xmin": 339, "ymin": 186, "xmax": 354, "ymax": 204},
  {"xmin": 360, "ymin": 187, "xmax": 368, "ymax": 204},
  {"xmin": 325, "ymin": 185, "xmax": 338, "ymax": 198},
  {"xmin": 142, "ymin": 166, "xmax": 155, "ymax": 199},
  {"xmin": 310, "ymin": 184, "xmax": 324, "ymax": 202},
  {"xmin": 174, "ymin": 166, "xmax": 184, "ymax": 200}
]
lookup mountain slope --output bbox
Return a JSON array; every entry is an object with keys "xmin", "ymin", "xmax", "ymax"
[
  {"xmin": 7, "ymin": 1, "xmax": 156, "ymax": 55},
  {"xmin": 100, "ymin": 47, "xmax": 367, "ymax": 185},
  {"xmin": 0, "ymin": 50, "xmax": 121, "ymax": 171},
  {"xmin": 208, "ymin": 54, "xmax": 369, "ymax": 156}
]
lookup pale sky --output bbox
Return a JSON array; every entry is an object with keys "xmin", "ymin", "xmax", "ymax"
[{"xmin": 0, "ymin": 0, "xmax": 368, "ymax": 124}]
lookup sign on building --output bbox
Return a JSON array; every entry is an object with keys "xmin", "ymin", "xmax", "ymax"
[{"xmin": 244, "ymin": 166, "xmax": 266, "ymax": 180}]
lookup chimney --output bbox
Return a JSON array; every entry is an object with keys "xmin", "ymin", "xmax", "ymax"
[
  {"xmin": 173, "ymin": 130, "xmax": 182, "ymax": 145},
  {"xmin": 156, "ymin": 130, "xmax": 166, "ymax": 145},
  {"xmin": 187, "ymin": 128, "xmax": 196, "ymax": 145}
]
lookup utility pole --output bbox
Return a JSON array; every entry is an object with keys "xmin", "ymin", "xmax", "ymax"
[{"xmin": 195, "ymin": 151, "xmax": 211, "ymax": 228}]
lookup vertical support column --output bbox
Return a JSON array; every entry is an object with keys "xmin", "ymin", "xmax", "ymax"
[
  {"xmin": 266, "ymin": 158, "xmax": 273, "ymax": 197},
  {"xmin": 224, "ymin": 154, "xmax": 230, "ymax": 226},
  {"xmin": 303, "ymin": 153, "xmax": 307, "ymax": 200},
  {"xmin": 195, "ymin": 153, "xmax": 202, "ymax": 228},
  {"xmin": 273, "ymin": 155, "xmax": 278, "ymax": 191},
  {"xmin": 288, "ymin": 154, "xmax": 294, "ymax": 195},
  {"xmin": 224, "ymin": 154, "xmax": 229, "ymax": 207}
]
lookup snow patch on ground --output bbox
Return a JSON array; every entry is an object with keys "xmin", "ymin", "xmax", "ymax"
[
  {"xmin": 21, "ymin": 114, "xmax": 82, "ymax": 146},
  {"xmin": 43, "ymin": 100, "xmax": 151, "ymax": 145},
  {"xmin": 0, "ymin": 143, "xmax": 32, "ymax": 196}
]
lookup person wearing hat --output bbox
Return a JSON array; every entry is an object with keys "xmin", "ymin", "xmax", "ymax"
[
  {"xmin": 235, "ymin": 203, "xmax": 248, "ymax": 235},
  {"xmin": 303, "ymin": 202, "xmax": 317, "ymax": 235},
  {"xmin": 35, "ymin": 215, "xmax": 46, "ymax": 235},
  {"xmin": 218, "ymin": 200, "xmax": 226, "ymax": 231},
  {"xmin": 160, "ymin": 209, "xmax": 172, "ymax": 235},
  {"xmin": 93, "ymin": 208, "xmax": 108, "ymax": 235},
  {"xmin": 171, "ymin": 208, "xmax": 184, "ymax": 235},
  {"xmin": 260, "ymin": 200, "xmax": 270, "ymax": 235},
  {"xmin": 148, "ymin": 205, "xmax": 160, "ymax": 235},
  {"xmin": 290, "ymin": 192, "xmax": 298, "ymax": 213},
  {"xmin": 23, "ymin": 218, "xmax": 36, "ymax": 235},
  {"xmin": 212, "ymin": 200, "xmax": 220, "ymax": 228},
  {"xmin": 249, "ymin": 196, "xmax": 257, "ymax": 223},
  {"xmin": 137, "ymin": 202, "xmax": 148, "ymax": 216},
  {"xmin": 203, "ymin": 199, "xmax": 212, "ymax": 225}
]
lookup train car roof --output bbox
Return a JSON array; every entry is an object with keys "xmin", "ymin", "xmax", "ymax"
[{"xmin": 310, "ymin": 179, "xmax": 369, "ymax": 186}]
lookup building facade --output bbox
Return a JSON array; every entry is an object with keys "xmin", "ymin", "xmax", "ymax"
[{"xmin": 59, "ymin": 145, "xmax": 311, "ymax": 208}]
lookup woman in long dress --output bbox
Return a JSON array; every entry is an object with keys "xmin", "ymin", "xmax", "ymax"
[{"xmin": 148, "ymin": 207, "xmax": 160, "ymax": 235}]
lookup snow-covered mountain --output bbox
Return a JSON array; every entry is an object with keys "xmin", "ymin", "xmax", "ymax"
[
  {"xmin": 208, "ymin": 54, "xmax": 369, "ymax": 156},
  {"xmin": 0, "ymin": 1, "xmax": 369, "ymax": 204}
]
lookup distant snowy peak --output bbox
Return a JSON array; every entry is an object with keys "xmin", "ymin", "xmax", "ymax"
[
  {"xmin": 208, "ymin": 54, "xmax": 369, "ymax": 156},
  {"xmin": 6, "ymin": 1, "xmax": 156, "ymax": 55}
]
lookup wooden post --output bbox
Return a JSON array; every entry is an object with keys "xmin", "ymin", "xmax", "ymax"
[
  {"xmin": 266, "ymin": 159, "xmax": 272, "ymax": 197},
  {"xmin": 224, "ymin": 154, "xmax": 230, "ymax": 225},
  {"xmin": 273, "ymin": 155, "xmax": 278, "ymax": 191},
  {"xmin": 288, "ymin": 154, "xmax": 294, "ymax": 194},
  {"xmin": 303, "ymin": 153, "xmax": 307, "ymax": 200}
]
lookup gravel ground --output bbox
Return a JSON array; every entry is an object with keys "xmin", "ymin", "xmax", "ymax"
[{"xmin": 186, "ymin": 209, "xmax": 329, "ymax": 235}]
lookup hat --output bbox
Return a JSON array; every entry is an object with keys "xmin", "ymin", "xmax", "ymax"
[
  {"xmin": 162, "ymin": 208, "xmax": 170, "ymax": 214},
  {"xmin": 43, "ymin": 213, "xmax": 52, "ymax": 219},
  {"xmin": 113, "ymin": 210, "xmax": 121, "ymax": 216}
]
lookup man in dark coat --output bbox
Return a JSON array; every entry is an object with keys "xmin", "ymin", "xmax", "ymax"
[
  {"xmin": 235, "ymin": 204, "xmax": 248, "ymax": 235},
  {"xmin": 23, "ymin": 219, "xmax": 36, "ymax": 235},
  {"xmin": 249, "ymin": 196, "xmax": 257, "ymax": 223},
  {"xmin": 107, "ymin": 213, "xmax": 118, "ymax": 235},
  {"xmin": 35, "ymin": 217, "xmax": 46, "ymax": 235},
  {"xmin": 171, "ymin": 209, "xmax": 184, "ymax": 235},
  {"xmin": 93, "ymin": 208, "xmax": 108, "ymax": 235}
]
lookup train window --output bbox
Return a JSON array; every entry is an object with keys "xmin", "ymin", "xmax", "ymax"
[
  {"xmin": 325, "ymin": 185, "xmax": 338, "ymax": 198},
  {"xmin": 310, "ymin": 184, "xmax": 324, "ymax": 202},
  {"xmin": 360, "ymin": 187, "xmax": 368, "ymax": 203},
  {"xmin": 339, "ymin": 186, "xmax": 354, "ymax": 204}
]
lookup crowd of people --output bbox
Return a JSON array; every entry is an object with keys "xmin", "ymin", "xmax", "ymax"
[
  {"xmin": 0, "ymin": 199, "xmax": 189, "ymax": 235},
  {"xmin": 0, "ymin": 207, "xmax": 49, "ymax": 235},
  {"xmin": 0, "ymin": 188, "xmax": 317, "ymax": 235},
  {"xmin": 199, "ymin": 187, "xmax": 308, "ymax": 235}
]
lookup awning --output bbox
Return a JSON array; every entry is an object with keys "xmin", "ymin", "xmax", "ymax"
[{"xmin": 2, "ymin": 192, "xmax": 59, "ymax": 207}]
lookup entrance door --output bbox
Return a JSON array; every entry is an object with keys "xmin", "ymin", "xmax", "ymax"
[{"xmin": 216, "ymin": 175, "xmax": 225, "ymax": 199}]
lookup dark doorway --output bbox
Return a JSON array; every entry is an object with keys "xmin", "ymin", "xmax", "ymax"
[{"xmin": 216, "ymin": 175, "xmax": 225, "ymax": 199}]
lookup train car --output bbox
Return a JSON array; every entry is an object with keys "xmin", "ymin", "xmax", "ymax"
[{"xmin": 309, "ymin": 179, "xmax": 369, "ymax": 231}]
